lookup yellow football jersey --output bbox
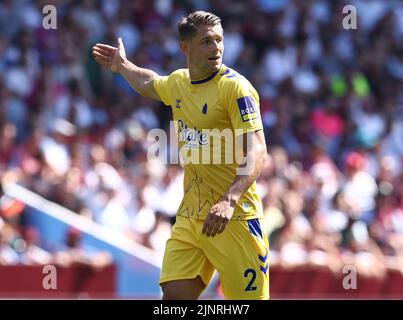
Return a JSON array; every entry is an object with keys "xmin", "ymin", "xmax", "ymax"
[{"xmin": 153, "ymin": 64, "xmax": 264, "ymax": 221}]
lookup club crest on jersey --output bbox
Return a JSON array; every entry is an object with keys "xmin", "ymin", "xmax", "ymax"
[
  {"xmin": 175, "ymin": 99, "xmax": 182, "ymax": 108},
  {"xmin": 178, "ymin": 119, "xmax": 209, "ymax": 149},
  {"xmin": 237, "ymin": 96, "xmax": 258, "ymax": 122}
]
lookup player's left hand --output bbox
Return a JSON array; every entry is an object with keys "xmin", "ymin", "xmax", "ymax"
[{"xmin": 202, "ymin": 200, "xmax": 234, "ymax": 237}]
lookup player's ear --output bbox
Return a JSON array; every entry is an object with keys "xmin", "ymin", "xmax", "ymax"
[{"xmin": 180, "ymin": 41, "xmax": 191, "ymax": 55}]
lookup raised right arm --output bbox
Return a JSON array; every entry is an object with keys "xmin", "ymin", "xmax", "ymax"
[{"xmin": 92, "ymin": 37, "xmax": 161, "ymax": 101}]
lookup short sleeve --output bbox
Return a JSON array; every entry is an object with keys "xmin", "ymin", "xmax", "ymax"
[
  {"xmin": 223, "ymin": 78, "xmax": 263, "ymax": 135},
  {"xmin": 153, "ymin": 75, "xmax": 171, "ymax": 106}
]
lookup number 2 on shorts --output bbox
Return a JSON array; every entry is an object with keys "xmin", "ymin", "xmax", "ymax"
[{"xmin": 244, "ymin": 268, "xmax": 257, "ymax": 291}]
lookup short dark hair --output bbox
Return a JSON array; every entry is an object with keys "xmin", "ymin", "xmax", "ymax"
[{"xmin": 177, "ymin": 11, "xmax": 222, "ymax": 41}]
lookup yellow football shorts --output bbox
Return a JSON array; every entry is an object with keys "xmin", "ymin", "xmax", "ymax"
[{"xmin": 160, "ymin": 216, "xmax": 270, "ymax": 300}]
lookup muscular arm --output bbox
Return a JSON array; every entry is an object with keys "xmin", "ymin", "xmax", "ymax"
[
  {"xmin": 202, "ymin": 129, "xmax": 268, "ymax": 237},
  {"xmin": 92, "ymin": 37, "xmax": 161, "ymax": 101},
  {"xmin": 223, "ymin": 130, "xmax": 267, "ymax": 205}
]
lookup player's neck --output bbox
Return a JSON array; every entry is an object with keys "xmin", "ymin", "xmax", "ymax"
[{"xmin": 188, "ymin": 65, "xmax": 222, "ymax": 82}]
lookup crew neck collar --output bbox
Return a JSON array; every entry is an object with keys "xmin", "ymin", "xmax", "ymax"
[{"xmin": 190, "ymin": 65, "xmax": 224, "ymax": 85}]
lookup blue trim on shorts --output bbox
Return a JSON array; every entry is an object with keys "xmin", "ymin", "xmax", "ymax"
[{"xmin": 259, "ymin": 253, "xmax": 268, "ymax": 263}]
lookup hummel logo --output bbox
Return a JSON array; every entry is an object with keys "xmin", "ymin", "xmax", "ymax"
[
  {"xmin": 258, "ymin": 253, "xmax": 267, "ymax": 263},
  {"xmin": 176, "ymin": 99, "xmax": 182, "ymax": 108}
]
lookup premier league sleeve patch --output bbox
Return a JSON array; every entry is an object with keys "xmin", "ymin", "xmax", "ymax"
[{"xmin": 237, "ymin": 96, "xmax": 259, "ymax": 122}]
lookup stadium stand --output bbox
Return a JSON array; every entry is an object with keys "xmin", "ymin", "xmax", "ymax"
[{"xmin": 0, "ymin": 0, "xmax": 402, "ymax": 298}]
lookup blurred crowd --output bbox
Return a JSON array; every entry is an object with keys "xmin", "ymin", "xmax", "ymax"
[
  {"xmin": 0, "ymin": 0, "xmax": 402, "ymax": 278},
  {"xmin": 0, "ymin": 183, "xmax": 113, "ymax": 268}
]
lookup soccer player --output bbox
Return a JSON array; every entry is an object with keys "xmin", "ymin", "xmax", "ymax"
[{"xmin": 92, "ymin": 11, "xmax": 269, "ymax": 300}]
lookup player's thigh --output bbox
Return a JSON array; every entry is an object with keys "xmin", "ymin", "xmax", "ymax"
[
  {"xmin": 160, "ymin": 218, "xmax": 215, "ymax": 291},
  {"xmin": 203, "ymin": 218, "xmax": 270, "ymax": 300}
]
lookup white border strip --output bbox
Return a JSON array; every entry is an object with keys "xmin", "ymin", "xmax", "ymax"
[{"xmin": 3, "ymin": 182, "xmax": 162, "ymax": 268}]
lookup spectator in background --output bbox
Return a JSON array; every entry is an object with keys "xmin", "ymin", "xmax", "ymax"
[
  {"xmin": 53, "ymin": 227, "xmax": 113, "ymax": 270},
  {"xmin": 0, "ymin": 217, "xmax": 20, "ymax": 265},
  {"xmin": 0, "ymin": 182, "xmax": 24, "ymax": 265},
  {"xmin": 19, "ymin": 226, "xmax": 53, "ymax": 265},
  {"xmin": 342, "ymin": 151, "xmax": 378, "ymax": 222}
]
